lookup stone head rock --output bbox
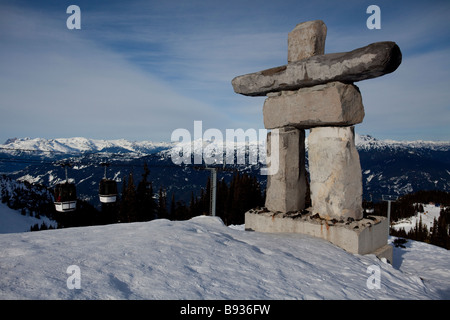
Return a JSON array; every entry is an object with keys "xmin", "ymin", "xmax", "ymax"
[{"xmin": 288, "ymin": 20, "xmax": 327, "ymax": 62}]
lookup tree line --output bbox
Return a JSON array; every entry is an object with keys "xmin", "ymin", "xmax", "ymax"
[
  {"xmin": 1, "ymin": 175, "xmax": 55, "ymax": 221},
  {"xmin": 364, "ymin": 190, "xmax": 450, "ymax": 249},
  {"xmin": 51, "ymin": 164, "xmax": 264, "ymax": 229},
  {"xmin": 11, "ymin": 168, "xmax": 449, "ymax": 250},
  {"xmin": 390, "ymin": 206, "xmax": 450, "ymax": 250}
]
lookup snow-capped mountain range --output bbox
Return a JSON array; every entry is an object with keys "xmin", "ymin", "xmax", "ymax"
[
  {"xmin": 354, "ymin": 134, "xmax": 450, "ymax": 151},
  {"xmin": 3, "ymin": 134, "xmax": 450, "ymax": 154},
  {"xmin": 2, "ymin": 137, "xmax": 173, "ymax": 155},
  {"xmin": 1, "ymin": 135, "xmax": 449, "ymax": 205}
]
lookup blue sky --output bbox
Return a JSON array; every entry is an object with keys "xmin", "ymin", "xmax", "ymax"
[{"xmin": 0, "ymin": 0, "xmax": 449, "ymax": 142}]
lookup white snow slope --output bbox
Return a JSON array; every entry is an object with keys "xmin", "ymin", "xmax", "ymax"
[
  {"xmin": 392, "ymin": 204, "xmax": 444, "ymax": 233},
  {"xmin": 0, "ymin": 203, "xmax": 57, "ymax": 234},
  {"xmin": 0, "ymin": 216, "xmax": 449, "ymax": 300}
]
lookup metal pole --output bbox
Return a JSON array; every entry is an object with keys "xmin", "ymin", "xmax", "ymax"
[
  {"xmin": 382, "ymin": 195, "xmax": 398, "ymax": 236},
  {"xmin": 387, "ymin": 200, "xmax": 391, "ymax": 235},
  {"xmin": 193, "ymin": 165, "xmax": 233, "ymax": 217},
  {"xmin": 65, "ymin": 165, "xmax": 69, "ymax": 183},
  {"xmin": 210, "ymin": 168, "xmax": 217, "ymax": 216},
  {"xmin": 101, "ymin": 162, "xmax": 110, "ymax": 179}
]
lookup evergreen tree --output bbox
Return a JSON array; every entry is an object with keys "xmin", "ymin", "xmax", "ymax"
[
  {"xmin": 170, "ymin": 193, "xmax": 176, "ymax": 219},
  {"xmin": 157, "ymin": 187, "xmax": 168, "ymax": 219},
  {"xmin": 136, "ymin": 164, "xmax": 156, "ymax": 222},
  {"xmin": 172, "ymin": 199, "xmax": 189, "ymax": 220},
  {"xmin": 101, "ymin": 201, "xmax": 118, "ymax": 225},
  {"xmin": 216, "ymin": 178, "xmax": 228, "ymax": 219},
  {"xmin": 204, "ymin": 177, "xmax": 211, "ymax": 215},
  {"xmin": 433, "ymin": 208, "xmax": 450, "ymax": 249},
  {"xmin": 189, "ymin": 191, "xmax": 196, "ymax": 214},
  {"xmin": 418, "ymin": 203, "xmax": 424, "ymax": 213},
  {"xmin": 184, "ymin": 171, "xmax": 265, "ymax": 225},
  {"xmin": 430, "ymin": 217, "xmax": 439, "ymax": 245},
  {"xmin": 119, "ymin": 172, "xmax": 137, "ymax": 223}
]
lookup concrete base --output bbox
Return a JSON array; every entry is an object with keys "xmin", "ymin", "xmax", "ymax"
[{"xmin": 245, "ymin": 208, "xmax": 393, "ymax": 263}]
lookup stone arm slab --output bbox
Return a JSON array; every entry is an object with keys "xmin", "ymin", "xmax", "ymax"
[{"xmin": 231, "ymin": 41, "xmax": 402, "ymax": 96}]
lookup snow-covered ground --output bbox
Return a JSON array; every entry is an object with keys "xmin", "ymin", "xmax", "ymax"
[
  {"xmin": 0, "ymin": 202, "xmax": 56, "ymax": 234},
  {"xmin": 0, "ymin": 214, "xmax": 449, "ymax": 300},
  {"xmin": 392, "ymin": 204, "xmax": 444, "ymax": 233}
]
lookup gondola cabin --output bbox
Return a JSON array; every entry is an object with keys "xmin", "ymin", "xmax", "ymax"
[
  {"xmin": 99, "ymin": 179, "xmax": 117, "ymax": 203},
  {"xmin": 54, "ymin": 182, "xmax": 77, "ymax": 212}
]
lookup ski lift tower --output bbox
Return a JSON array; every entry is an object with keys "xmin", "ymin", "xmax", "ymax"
[
  {"xmin": 194, "ymin": 161, "xmax": 236, "ymax": 217},
  {"xmin": 193, "ymin": 164, "xmax": 219, "ymax": 217},
  {"xmin": 204, "ymin": 168, "xmax": 218, "ymax": 216},
  {"xmin": 382, "ymin": 194, "xmax": 398, "ymax": 235}
]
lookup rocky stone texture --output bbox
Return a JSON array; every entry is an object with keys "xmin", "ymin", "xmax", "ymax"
[
  {"xmin": 244, "ymin": 209, "xmax": 393, "ymax": 261},
  {"xmin": 288, "ymin": 20, "xmax": 327, "ymax": 62},
  {"xmin": 265, "ymin": 127, "xmax": 307, "ymax": 213},
  {"xmin": 263, "ymin": 81, "xmax": 364, "ymax": 129},
  {"xmin": 232, "ymin": 41, "xmax": 402, "ymax": 96},
  {"xmin": 308, "ymin": 126, "xmax": 363, "ymax": 221},
  {"xmin": 232, "ymin": 20, "xmax": 401, "ymax": 261}
]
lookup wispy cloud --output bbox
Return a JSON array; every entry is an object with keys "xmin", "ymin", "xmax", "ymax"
[
  {"xmin": 357, "ymin": 47, "xmax": 450, "ymax": 140},
  {"xmin": 0, "ymin": 3, "xmax": 234, "ymax": 142},
  {"xmin": 0, "ymin": 0, "xmax": 449, "ymax": 142}
]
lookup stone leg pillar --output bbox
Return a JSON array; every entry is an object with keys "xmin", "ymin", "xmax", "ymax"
[
  {"xmin": 308, "ymin": 126, "xmax": 363, "ymax": 221},
  {"xmin": 263, "ymin": 20, "xmax": 325, "ymax": 214},
  {"xmin": 265, "ymin": 127, "xmax": 307, "ymax": 213}
]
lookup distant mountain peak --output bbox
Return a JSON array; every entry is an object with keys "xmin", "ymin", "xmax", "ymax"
[
  {"xmin": 1, "ymin": 137, "xmax": 174, "ymax": 155},
  {"xmin": 3, "ymin": 137, "xmax": 19, "ymax": 145},
  {"xmin": 355, "ymin": 134, "xmax": 378, "ymax": 142},
  {"xmin": 2, "ymin": 136, "xmax": 450, "ymax": 157}
]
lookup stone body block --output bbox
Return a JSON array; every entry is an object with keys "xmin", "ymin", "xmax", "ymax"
[
  {"xmin": 245, "ymin": 210, "xmax": 392, "ymax": 262},
  {"xmin": 308, "ymin": 126, "xmax": 363, "ymax": 221},
  {"xmin": 232, "ymin": 41, "xmax": 402, "ymax": 96},
  {"xmin": 263, "ymin": 81, "xmax": 364, "ymax": 129},
  {"xmin": 288, "ymin": 20, "xmax": 327, "ymax": 62},
  {"xmin": 265, "ymin": 127, "xmax": 307, "ymax": 213}
]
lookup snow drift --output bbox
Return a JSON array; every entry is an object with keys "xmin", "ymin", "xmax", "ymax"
[{"xmin": 1, "ymin": 216, "xmax": 449, "ymax": 300}]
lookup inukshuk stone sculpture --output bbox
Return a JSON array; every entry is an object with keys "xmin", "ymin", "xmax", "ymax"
[{"xmin": 232, "ymin": 21, "xmax": 401, "ymax": 260}]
